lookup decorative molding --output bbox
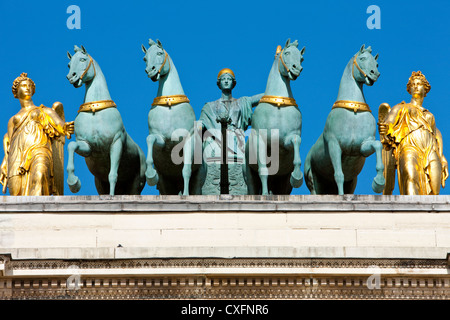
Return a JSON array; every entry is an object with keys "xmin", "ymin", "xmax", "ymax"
[
  {"xmin": 6, "ymin": 258, "xmax": 449, "ymax": 271},
  {"xmin": 4, "ymin": 275, "xmax": 450, "ymax": 300},
  {"xmin": 1, "ymin": 258, "xmax": 449, "ymax": 300},
  {"xmin": 0, "ymin": 255, "xmax": 10, "ymax": 277}
]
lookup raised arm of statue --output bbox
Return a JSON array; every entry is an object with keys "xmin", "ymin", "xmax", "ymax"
[
  {"xmin": 250, "ymin": 93, "xmax": 264, "ymax": 107},
  {"xmin": 378, "ymin": 103, "xmax": 403, "ymax": 135},
  {"xmin": 378, "ymin": 102, "xmax": 401, "ymax": 150},
  {"xmin": 378, "ymin": 103, "xmax": 391, "ymax": 143},
  {"xmin": 42, "ymin": 104, "xmax": 74, "ymax": 139}
]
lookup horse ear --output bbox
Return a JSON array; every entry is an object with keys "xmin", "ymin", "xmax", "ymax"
[
  {"xmin": 359, "ymin": 44, "xmax": 365, "ymax": 53},
  {"xmin": 300, "ymin": 46, "xmax": 306, "ymax": 55},
  {"xmin": 374, "ymin": 53, "xmax": 379, "ymax": 60},
  {"xmin": 81, "ymin": 45, "xmax": 87, "ymax": 53},
  {"xmin": 74, "ymin": 45, "xmax": 80, "ymax": 52},
  {"xmin": 156, "ymin": 39, "xmax": 163, "ymax": 49},
  {"xmin": 148, "ymin": 38, "xmax": 156, "ymax": 46},
  {"xmin": 291, "ymin": 40, "xmax": 298, "ymax": 48},
  {"xmin": 141, "ymin": 44, "xmax": 147, "ymax": 54},
  {"xmin": 67, "ymin": 51, "xmax": 72, "ymax": 60},
  {"xmin": 285, "ymin": 38, "xmax": 291, "ymax": 48}
]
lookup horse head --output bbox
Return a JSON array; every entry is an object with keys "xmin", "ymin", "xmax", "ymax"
[
  {"xmin": 66, "ymin": 45, "xmax": 96, "ymax": 88},
  {"xmin": 352, "ymin": 44, "xmax": 380, "ymax": 86},
  {"xmin": 141, "ymin": 39, "xmax": 170, "ymax": 82},
  {"xmin": 277, "ymin": 39, "xmax": 305, "ymax": 81}
]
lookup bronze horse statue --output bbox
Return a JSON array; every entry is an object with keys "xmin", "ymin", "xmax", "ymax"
[
  {"xmin": 304, "ymin": 45, "xmax": 385, "ymax": 195},
  {"xmin": 66, "ymin": 45, "xmax": 146, "ymax": 195},
  {"xmin": 246, "ymin": 39, "xmax": 305, "ymax": 195},
  {"xmin": 142, "ymin": 39, "xmax": 197, "ymax": 195}
]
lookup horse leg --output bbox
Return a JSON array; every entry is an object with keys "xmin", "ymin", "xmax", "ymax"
[
  {"xmin": 252, "ymin": 130, "xmax": 269, "ymax": 195},
  {"xmin": 108, "ymin": 132, "xmax": 125, "ymax": 196},
  {"xmin": 360, "ymin": 139, "xmax": 385, "ymax": 193},
  {"xmin": 145, "ymin": 134, "xmax": 164, "ymax": 186},
  {"xmin": 285, "ymin": 134, "xmax": 303, "ymax": 188},
  {"xmin": 181, "ymin": 133, "xmax": 194, "ymax": 196},
  {"xmin": 326, "ymin": 137, "xmax": 345, "ymax": 195},
  {"xmin": 66, "ymin": 140, "xmax": 91, "ymax": 193}
]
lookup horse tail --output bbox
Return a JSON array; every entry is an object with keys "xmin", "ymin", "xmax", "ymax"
[
  {"xmin": 138, "ymin": 143, "xmax": 147, "ymax": 187},
  {"xmin": 125, "ymin": 132, "xmax": 147, "ymax": 193},
  {"xmin": 304, "ymin": 150, "xmax": 315, "ymax": 194},
  {"xmin": 130, "ymin": 132, "xmax": 147, "ymax": 190}
]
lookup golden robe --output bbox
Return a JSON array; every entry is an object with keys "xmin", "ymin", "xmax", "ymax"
[
  {"xmin": 385, "ymin": 102, "xmax": 441, "ymax": 194},
  {"xmin": 2, "ymin": 106, "xmax": 65, "ymax": 195}
]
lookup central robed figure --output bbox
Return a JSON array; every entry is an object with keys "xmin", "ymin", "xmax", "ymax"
[{"xmin": 193, "ymin": 68, "xmax": 262, "ymax": 195}]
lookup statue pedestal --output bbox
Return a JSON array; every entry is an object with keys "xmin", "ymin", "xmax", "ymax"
[{"xmin": 0, "ymin": 195, "xmax": 449, "ymax": 299}]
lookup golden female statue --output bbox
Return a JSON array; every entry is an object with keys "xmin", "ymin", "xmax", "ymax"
[
  {"xmin": 0, "ymin": 73, "xmax": 74, "ymax": 195},
  {"xmin": 378, "ymin": 71, "xmax": 448, "ymax": 195}
]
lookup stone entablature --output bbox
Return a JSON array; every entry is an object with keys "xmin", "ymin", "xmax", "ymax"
[{"xmin": 0, "ymin": 195, "xmax": 449, "ymax": 299}]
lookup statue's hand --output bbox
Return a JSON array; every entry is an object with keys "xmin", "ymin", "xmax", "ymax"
[
  {"xmin": 216, "ymin": 112, "xmax": 231, "ymax": 124},
  {"xmin": 378, "ymin": 123, "xmax": 388, "ymax": 136},
  {"xmin": 219, "ymin": 112, "xmax": 229, "ymax": 120},
  {"xmin": 378, "ymin": 103, "xmax": 391, "ymax": 142},
  {"xmin": 65, "ymin": 121, "xmax": 75, "ymax": 138}
]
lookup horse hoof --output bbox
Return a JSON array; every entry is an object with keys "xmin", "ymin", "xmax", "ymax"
[
  {"xmin": 372, "ymin": 176, "xmax": 385, "ymax": 193},
  {"xmin": 290, "ymin": 171, "xmax": 304, "ymax": 188},
  {"xmin": 67, "ymin": 176, "xmax": 81, "ymax": 193},
  {"xmin": 146, "ymin": 169, "xmax": 159, "ymax": 186}
]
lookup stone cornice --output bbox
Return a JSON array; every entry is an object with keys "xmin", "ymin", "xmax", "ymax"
[{"xmin": 0, "ymin": 195, "xmax": 449, "ymax": 213}]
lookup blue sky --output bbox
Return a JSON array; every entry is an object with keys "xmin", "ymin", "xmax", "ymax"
[{"xmin": 0, "ymin": 0, "xmax": 449, "ymax": 196}]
